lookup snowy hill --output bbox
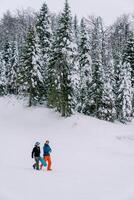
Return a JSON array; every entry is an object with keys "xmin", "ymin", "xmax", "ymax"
[{"xmin": 0, "ymin": 96, "xmax": 134, "ymax": 200}]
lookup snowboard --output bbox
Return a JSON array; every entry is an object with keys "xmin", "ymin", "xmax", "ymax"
[{"xmin": 39, "ymin": 157, "xmax": 47, "ymax": 167}]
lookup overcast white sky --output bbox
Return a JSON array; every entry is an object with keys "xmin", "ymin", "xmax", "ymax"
[{"xmin": 0, "ymin": 0, "xmax": 134, "ymax": 24}]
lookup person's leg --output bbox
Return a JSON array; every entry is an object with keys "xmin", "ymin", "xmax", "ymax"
[
  {"xmin": 40, "ymin": 163, "xmax": 43, "ymax": 169},
  {"xmin": 33, "ymin": 163, "xmax": 36, "ymax": 169},
  {"xmin": 35, "ymin": 157, "xmax": 39, "ymax": 170},
  {"xmin": 33, "ymin": 157, "xmax": 37, "ymax": 169},
  {"xmin": 45, "ymin": 156, "xmax": 52, "ymax": 170},
  {"xmin": 40, "ymin": 157, "xmax": 47, "ymax": 169}
]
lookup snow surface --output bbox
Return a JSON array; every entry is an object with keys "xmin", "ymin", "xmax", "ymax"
[{"xmin": 0, "ymin": 96, "xmax": 134, "ymax": 200}]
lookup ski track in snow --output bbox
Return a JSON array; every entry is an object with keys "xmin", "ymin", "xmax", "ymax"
[{"xmin": 0, "ymin": 96, "xmax": 134, "ymax": 200}]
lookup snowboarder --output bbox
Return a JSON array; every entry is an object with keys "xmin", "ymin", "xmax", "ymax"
[
  {"xmin": 40, "ymin": 140, "xmax": 52, "ymax": 171},
  {"xmin": 31, "ymin": 142, "xmax": 40, "ymax": 170}
]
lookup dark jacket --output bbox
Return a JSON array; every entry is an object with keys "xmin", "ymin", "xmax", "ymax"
[
  {"xmin": 32, "ymin": 146, "xmax": 40, "ymax": 158},
  {"xmin": 43, "ymin": 144, "xmax": 52, "ymax": 156}
]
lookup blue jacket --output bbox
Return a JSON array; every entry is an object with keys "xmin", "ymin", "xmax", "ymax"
[{"xmin": 43, "ymin": 144, "xmax": 52, "ymax": 156}]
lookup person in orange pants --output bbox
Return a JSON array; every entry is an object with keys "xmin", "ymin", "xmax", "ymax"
[
  {"xmin": 40, "ymin": 140, "xmax": 52, "ymax": 170},
  {"xmin": 44, "ymin": 155, "xmax": 52, "ymax": 170}
]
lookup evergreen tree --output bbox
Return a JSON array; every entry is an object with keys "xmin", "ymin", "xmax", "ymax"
[
  {"xmin": 89, "ymin": 17, "xmax": 104, "ymax": 118},
  {"xmin": 122, "ymin": 32, "xmax": 134, "ymax": 115},
  {"xmin": 18, "ymin": 26, "xmax": 43, "ymax": 106},
  {"xmin": 71, "ymin": 15, "xmax": 80, "ymax": 110},
  {"xmin": 98, "ymin": 27, "xmax": 116, "ymax": 121},
  {"xmin": 99, "ymin": 80, "xmax": 116, "ymax": 122},
  {"xmin": 9, "ymin": 40, "xmax": 19, "ymax": 94},
  {"xmin": 36, "ymin": 2, "xmax": 52, "ymax": 99},
  {"xmin": 0, "ymin": 51, "xmax": 5, "ymax": 95},
  {"xmin": 2, "ymin": 38, "xmax": 12, "ymax": 94},
  {"xmin": 48, "ymin": 0, "xmax": 74, "ymax": 117},
  {"xmin": 110, "ymin": 15, "xmax": 130, "ymax": 117},
  {"xmin": 47, "ymin": 38, "xmax": 59, "ymax": 109},
  {"xmin": 123, "ymin": 33, "xmax": 134, "ymax": 87},
  {"xmin": 77, "ymin": 18, "xmax": 92, "ymax": 115},
  {"xmin": 110, "ymin": 15, "xmax": 130, "ymax": 71},
  {"xmin": 117, "ymin": 61, "xmax": 132, "ymax": 122}
]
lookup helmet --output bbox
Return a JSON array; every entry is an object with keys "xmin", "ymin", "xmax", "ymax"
[{"xmin": 35, "ymin": 142, "xmax": 40, "ymax": 146}]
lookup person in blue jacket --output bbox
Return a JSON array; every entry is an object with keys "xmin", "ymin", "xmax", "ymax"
[{"xmin": 40, "ymin": 140, "xmax": 52, "ymax": 170}]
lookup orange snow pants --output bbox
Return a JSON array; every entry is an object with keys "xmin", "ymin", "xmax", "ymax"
[{"xmin": 44, "ymin": 156, "xmax": 52, "ymax": 170}]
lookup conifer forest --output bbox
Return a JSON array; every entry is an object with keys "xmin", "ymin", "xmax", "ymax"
[{"xmin": 0, "ymin": 0, "xmax": 134, "ymax": 123}]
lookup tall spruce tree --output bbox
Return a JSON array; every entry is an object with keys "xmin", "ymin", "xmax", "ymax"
[
  {"xmin": 9, "ymin": 40, "xmax": 19, "ymax": 94},
  {"xmin": 18, "ymin": 26, "xmax": 43, "ymax": 106},
  {"xmin": 117, "ymin": 61, "xmax": 132, "ymax": 122},
  {"xmin": 2, "ymin": 38, "xmax": 14, "ymax": 94},
  {"xmin": 99, "ymin": 80, "xmax": 116, "ymax": 122},
  {"xmin": 123, "ymin": 33, "xmax": 134, "ymax": 87},
  {"xmin": 77, "ymin": 18, "xmax": 92, "ymax": 115},
  {"xmin": 47, "ymin": 37, "xmax": 59, "ymax": 109},
  {"xmin": 98, "ymin": 27, "xmax": 116, "ymax": 121},
  {"xmin": 48, "ymin": 0, "xmax": 74, "ymax": 117},
  {"xmin": 71, "ymin": 15, "xmax": 80, "ymax": 110},
  {"xmin": 89, "ymin": 17, "xmax": 104, "ymax": 118},
  {"xmin": 110, "ymin": 15, "xmax": 130, "ymax": 117},
  {"xmin": 36, "ymin": 2, "xmax": 52, "ymax": 99},
  {"xmin": 0, "ymin": 51, "xmax": 5, "ymax": 95},
  {"xmin": 121, "ymin": 32, "xmax": 134, "ymax": 115}
]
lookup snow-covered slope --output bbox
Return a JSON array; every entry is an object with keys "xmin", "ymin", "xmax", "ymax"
[{"xmin": 0, "ymin": 96, "xmax": 134, "ymax": 200}]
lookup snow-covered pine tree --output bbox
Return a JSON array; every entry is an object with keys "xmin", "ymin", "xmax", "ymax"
[
  {"xmin": 110, "ymin": 15, "xmax": 130, "ymax": 117},
  {"xmin": 18, "ymin": 26, "xmax": 43, "ymax": 106},
  {"xmin": 0, "ymin": 51, "xmax": 5, "ymax": 95},
  {"xmin": 117, "ymin": 61, "xmax": 132, "ymax": 123},
  {"xmin": 3, "ymin": 39, "xmax": 21, "ymax": 95},
  {"xmin": 2, "ymin": 38, "xmax": 12, "ymax": 94},
  {"xmin": 47, "ymin": 14, "xmax": 60, "ymax": 109},
  {"xmin": 36, "ymin": 2, "xmax": 52, "ymax": 99},
  {"xmin": 110, "ymin": 15, "xmax": 130, "ymax": 75},
  {"xmin": 70, "ymin": 15, "xmax": 80, "ymax": 110},
  {"xmin": 99, "ymin": 79, "xmax": 116, "ymax": 122},
  {"xmin": 103, "ymin": 61, "xmax": 116, "ymax": 122},
  {"xmin": 105, "ymin": 29, "xmax": 116, "ymax": 89},
  {"xmin": 77, "ymin": 18, "xmax": 92, "ymax": 115},
  {"xmin": 48, "ymin": 0, "xmax": 74, "ymax": 117},
  {"xmin": 47, "ymin": 35, "xmax": 59, "ymax": 109},
  {"xmin": 89, "ymin": 17, "xmax": 104, "ymax": 118},
  {"xmin": 123, "ymin": 33, "xmax": 134, "ymax": 86},
  {"xmin": 9, "ymin": 39, "xmax": 20, "ymax": 94},
  {"xmin": 122, "ymin": 32, "xmax": 134, "ymax": 115},
  {"xmin": 98, "ymin": 27, "xmax": 116, "ymax": 121}
]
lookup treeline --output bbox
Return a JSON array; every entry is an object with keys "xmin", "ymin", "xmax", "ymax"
[{"xmin": 0, "ymin": 0, "xmax": 134, "ymax": 123}]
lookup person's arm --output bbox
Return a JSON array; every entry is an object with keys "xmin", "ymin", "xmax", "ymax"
[
  {"xmin": 39, "ymin": 147, "xmax": 41, "ymax": 156},
  {"xmin": 31, "ymin": 147, "xmax": 35, "ymax": 158}
]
